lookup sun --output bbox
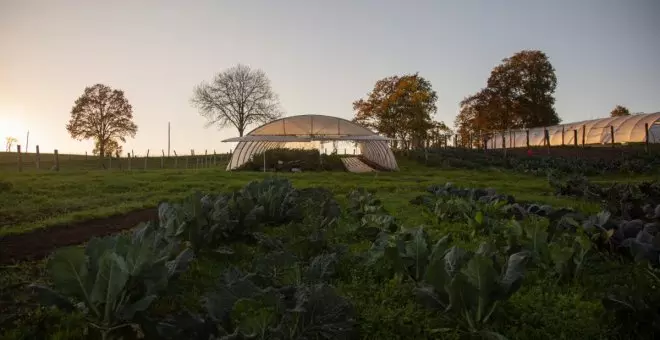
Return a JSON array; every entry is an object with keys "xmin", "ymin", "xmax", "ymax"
[{"xmin": 0, "ymin": 105, "xmax": 27, "ymax": 144}]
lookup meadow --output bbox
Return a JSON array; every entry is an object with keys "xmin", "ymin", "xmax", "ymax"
[
  {"xmin": 0, "ymin": 159, "xmax": 607, "ymax": 237},
  {"xmin": 1, "ymin": 156, "xmax": 659, "ymax": 339}
]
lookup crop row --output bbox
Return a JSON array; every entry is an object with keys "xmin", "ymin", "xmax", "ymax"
[{"xmin": 407, "ymin": 148, "xmax": 660, "ymax": 176}]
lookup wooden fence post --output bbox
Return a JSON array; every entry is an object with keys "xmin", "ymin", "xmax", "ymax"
[
  {"xmin": 128, "ymin": 154, "xmax": 132, "ymax": 171},
  {"xmin": 526, "ymin": 130, "xmax": 530, "ymax": 148},
  {"xmin": 17, "ymin": 145, "xmax": 22, "ymax": 172},
  {"xmin": 610, "ymin": 125, "xmax": 615, "ymax": 148},
  {"xmin": 544, "ymin": 129, "xmax": 551, "ymax": 154},
  {"xmin": 213, "ymin": 150, "xmax": 217, "ymax": 166},
  {"xmin": 582, "ymin": 125, "xmax": 586, "ymax": 146},
  {"xmin": 174, "ymin": 150, "xmax": 178, "ymax": 168},
  {"xmin": 54, "ymin": 149, "xmax": 60, "ymax": 171},
  {"xmin": 185, "ymin": 155, "xmax": 189, "ymax": 169},
  {"xmin": 85, "ymin": 151, "xmax": 87, "ymax": 160},
  {"xmin": 645, "ymin": 123, "xmax": 650, "ymax": 153},
  {"xmin": 573, "ymin": 130, "xmax": 578, "ymax": 147},
  {"xmin": 35, "ymin": 145, "xmax": 40, "ymax": 169},
  {"xmin": 144, "ymin": 149, "xmax": 149, "ymax": 170},
  {"xmin": 161, "ymin": 149, "xmax": 165, "ymax": 168},
  {"xmin": 561, "ymin": 126, "xmax": 565, "ymax": 146},
  {"xmin": 109, "ymin": 155, "xmax": 112, "ymax": 170}
]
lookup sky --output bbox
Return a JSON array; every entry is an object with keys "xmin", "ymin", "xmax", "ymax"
[{"xmin": 1, "ymin": 0, "xmax": 659, "ymax": 155}]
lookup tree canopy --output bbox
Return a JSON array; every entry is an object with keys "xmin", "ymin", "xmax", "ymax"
[
  {"xmin": 353, "ymin": 73, "xmax": 449, "ymax": 149},
  {"xmin": 191, "ymin": 64, "xmax": 283, "ymax": 137},
  {"xmin": 65, "ymin": 84, "xmax": 137, "ymax": 158},
  {"xmin": 455, "ymin": 50, "xmax": 560, "ymax": 146},
  {"xmin": 610, "ymin": 105, "xmax": 631, "ymax": 117}
]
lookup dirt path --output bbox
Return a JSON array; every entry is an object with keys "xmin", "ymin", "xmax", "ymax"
[{"xmin": 0, "ymin": 208, "xmax": 157, "ymax": 265}]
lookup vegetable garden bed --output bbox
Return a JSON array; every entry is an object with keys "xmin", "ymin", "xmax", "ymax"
[{"xmin": 2, "ymin": 176, "xmax": 659, "ymax": 339}]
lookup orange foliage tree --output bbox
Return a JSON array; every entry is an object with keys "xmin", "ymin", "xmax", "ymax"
[
  {"xmin": 353, "ymin": 73, "xmax": 450, "ymax": 149},
  {"xmin": 66, "ymin": 84, "xmax": 137, "ymax": 159}
]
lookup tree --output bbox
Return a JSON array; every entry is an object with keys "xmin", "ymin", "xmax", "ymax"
[
  {"xmin": 191, "ymin": 64, "xmax": 283, "ymax": 137},
  {"xmin": 353, "ymin": 73, "xmax": 445, "ymax": 150},
  {"xmin": 455, "ymin": 50, "xmax": 560, "ymax": 146},
  {"xmin": 487, "ymin": 50, "xmax": 560, "ymax": 128},
  {"xmin": 5, "ymin": 136, "xmax": 17, "ymax": 152},
  {"xmin": 66, "ymin": 84, "xmax": 137, "ymax": 159},
  {"xmin": 610, "ymin": 105, "xmax": 631, "ymax": 117},
  {"xmin": 93, "ymin": 138, "xmax": 122, "ymax": 157},
  {"xmin": 427, "ymin": 121, "xmax": 453, "ymax": 148}
]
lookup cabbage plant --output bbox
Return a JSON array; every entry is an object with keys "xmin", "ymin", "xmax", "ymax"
[
  {"xmin": 30, "ymin": 223, "xmax": 194, "ymax": 340},
  {"xmin": 414, "ymin": 241, "xmax": 529, "ymax": 338}
]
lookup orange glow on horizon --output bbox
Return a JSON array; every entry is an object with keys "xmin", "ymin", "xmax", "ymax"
[{"xmin": 0, "ymin": 105, "xmax": 28, "ymax": 146}]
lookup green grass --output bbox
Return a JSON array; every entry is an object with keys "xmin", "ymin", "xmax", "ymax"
[
  {"xmin": 0, "ymin": 158, "xmax": 622, "ymax": 236},
  {"xmin": 0, "ymin": 151, "xmax": 231, "ymax": 172}
]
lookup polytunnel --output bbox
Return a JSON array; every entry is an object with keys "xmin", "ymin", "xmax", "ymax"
[
  {"xmin": 487, "ymin": 112, "xmax": 660, "ymax": 149},
  {"xmin": 222, "ymin": 114, "xmax": 399, "ymax": 171}
]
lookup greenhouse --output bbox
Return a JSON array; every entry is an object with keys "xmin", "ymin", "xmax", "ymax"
[
  {"xmin": 487, "ymin": 112, "xmax": 660, "ymax": 149},
  {"xmin": 222, "ymin": 114, "xmax": 399, "ymax": 171}
]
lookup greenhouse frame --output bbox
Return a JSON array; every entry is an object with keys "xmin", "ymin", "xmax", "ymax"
[
  {"xmin": 222, "ymin": 114, "xmax": 399, "ymax": 171},
  {"xmin": 487, "ymin": 112, "xmax": 660, "ymax": 149}
]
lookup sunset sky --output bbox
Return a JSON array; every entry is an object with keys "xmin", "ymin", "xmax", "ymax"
[{"xmin": 1, "ymin": 0, "xmax": 659, "ymax": 155}]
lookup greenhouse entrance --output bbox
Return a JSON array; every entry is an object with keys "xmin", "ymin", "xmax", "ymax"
[{"xmin": 221, "ymin": 114, "xmax": 398, "ymax": 172}]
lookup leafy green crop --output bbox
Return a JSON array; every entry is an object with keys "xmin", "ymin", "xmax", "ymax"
[
  {"xmin": 414, "ymin": 239, "xmax": 530, "ymax": 338},
  {"xmin": 30, "ymin": 223, "xmax": 194, "ymax": 340}
]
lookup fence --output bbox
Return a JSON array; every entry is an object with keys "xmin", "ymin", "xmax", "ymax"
[
  {"xmin": 456, "ymin": 120, "xmax": 659, "ymax": 152},
  {"xmin": 0, "ymin": 145, "xmax": 233, "ymax": 172}
]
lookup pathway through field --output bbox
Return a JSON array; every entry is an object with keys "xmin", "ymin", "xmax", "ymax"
[{"xmin": 0, "ymin": 208, "xmax": 156, "ymax": 264}]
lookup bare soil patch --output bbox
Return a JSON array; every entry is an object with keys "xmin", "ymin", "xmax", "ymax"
[{"xmin": 0, "ymin": 208, "xmax": 157, "ymax": 265}]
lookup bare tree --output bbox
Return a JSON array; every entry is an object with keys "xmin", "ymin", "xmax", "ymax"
[
  {"xmin": 191, "ymin": 64, "xmax": 283, "ymax": 136},
  {"xmin": 5, "ymin": 136, "xmax": 17, "ymax": 152}
]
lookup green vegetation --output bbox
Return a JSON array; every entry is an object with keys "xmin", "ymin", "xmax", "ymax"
[
  {"xmin": 239, "ymin": 149, "xmax": 346, "ymax": 172},
  {"xmin": 405, "ymin": 148, "xmax": 660, "ymax": 176},
  {"xmin": 0, "ymin": 151, "xmax": 231, "ymax": 172},
  {"xmin": 3, "ymin": 173, "xmax": 660, "ymax": 339},
  {"xmin": 0, "ymin": 159, "xmax": 605, "ymax": 236}
]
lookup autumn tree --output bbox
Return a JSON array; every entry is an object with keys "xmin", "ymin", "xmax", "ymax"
[
  {"xmin": 456, "ymin": 50, "xmax": 560, "ymax": 146},
  {"xmin": 66, "ymin": 84, "xmax": 137, "ymax": 159},
  {"xmin": 191, "ymin": 64, "xmax": 283, "ymax": 136},
  {"xmin": 610, "ymin": 105, "xmax": 631, "ymax": 117},
  {"xmin": 353, "ymin": 73, "xmax": 446, "ymax": 150},
  {"xmin": 93, "ymin": 138, "xmax": 122, "ymax": 157},
  {"xmin": 5, "ymin": 136, "xmax": 17, "ymax": 152}
]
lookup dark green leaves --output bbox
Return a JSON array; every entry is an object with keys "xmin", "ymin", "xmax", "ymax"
[
  {"xmin": 32, "ymin": 222, "xmax": 194, "ymax": 339},
  {"xmin": 415, "ymin": 239, "xmax": 530, "ymax": 334}
]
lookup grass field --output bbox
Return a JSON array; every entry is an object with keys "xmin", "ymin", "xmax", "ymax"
[
  {"xmin": 0, "ymin": 158, "xmax": 629, "ymax": 236},
  {"xmin": 1, "ymin": 157, "xmax": 659, "ymax": 339},
  {"xmin": 0, "ymin": 151, "xmax": 231, "ymax": 172}
]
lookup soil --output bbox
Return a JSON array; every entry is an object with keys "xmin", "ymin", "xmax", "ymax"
[{"xmin": 0, "ymin": 208, "xmax": 157, "ymax": 265}]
